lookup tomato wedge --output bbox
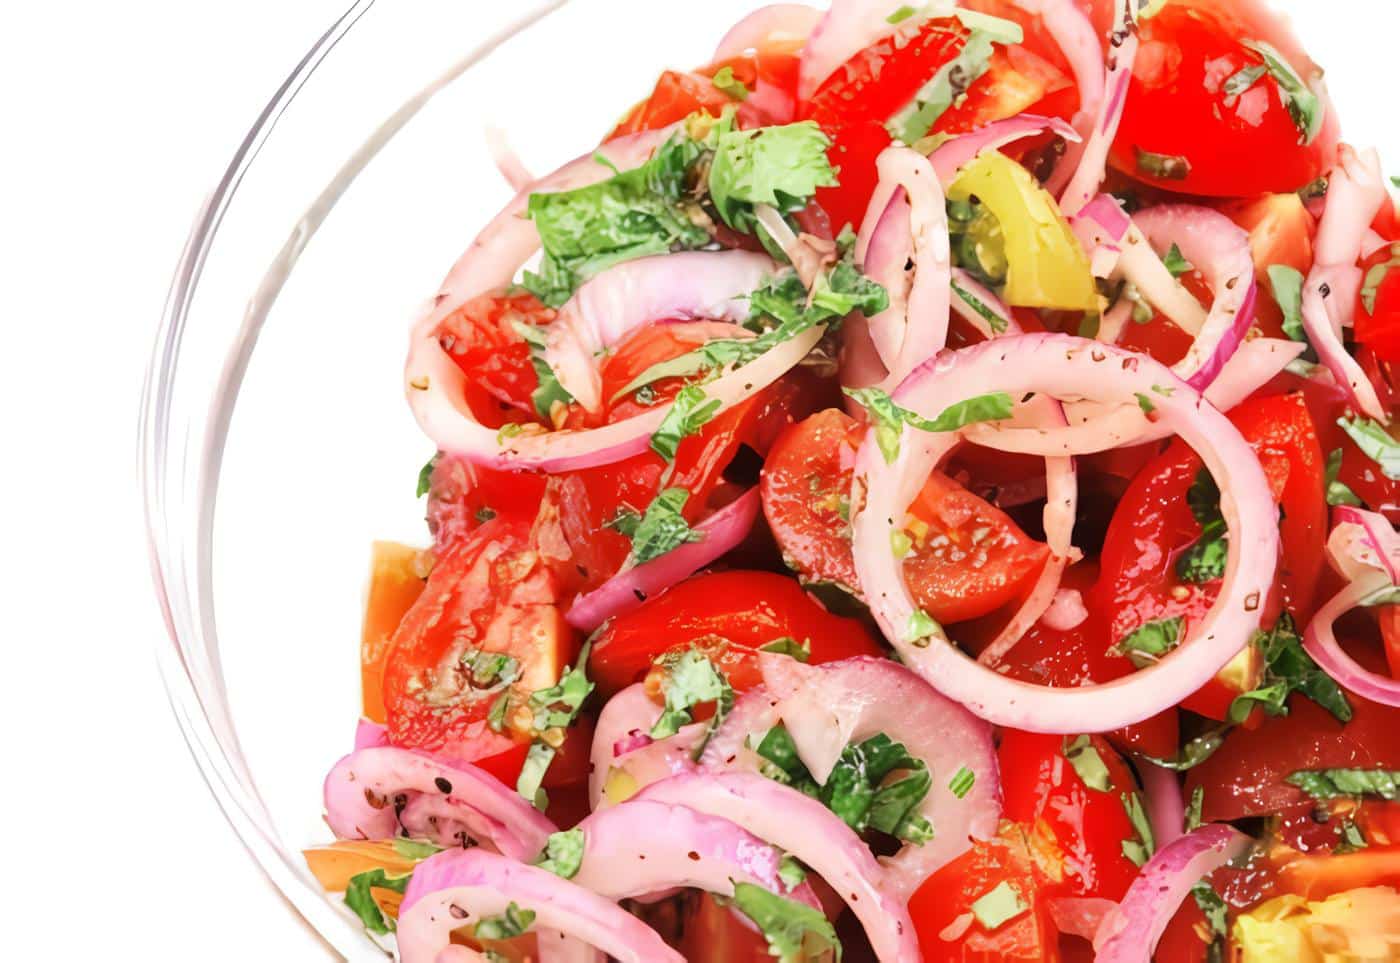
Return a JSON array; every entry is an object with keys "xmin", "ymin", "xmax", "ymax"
[
  {"xmin": 762, "ymin": 409, "xmax": 1050, "ymax": 625},
  {"xmin": 588, "ymin": 570, "xmax": 882, "ymax": 697},
  {"xmin": 609, "ymin": 51, "xmax": 801, "ymax": 140},
  {"xmin": 1090, "ymin": 394, "xmax": 1327, "ymax": 720},
  {"xmin": 1355, "ymin": 242, "xmax": 1400, "ymax": 363},
  {"xmin": 360, "ymin": 541, "xmax": 427, "ymax": 725}
]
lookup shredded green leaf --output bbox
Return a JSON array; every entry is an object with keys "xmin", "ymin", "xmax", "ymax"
[
  {"xmin": 1338, "ymin": 416, "xmax": 1400, "ymax": 481},
  {"xmin": 1185, "ymin": 786, "xmax": 1204, "ymax": 832},
  {"xmin": 1286, "ymin": 768, "xmax": 1400, "ymax": 801},
  {"xmin": 475, "ymin": 903, "xmax": 537, "ymax": 941},
  {"xmin": 1145, "ymin": 726, "xmax": 1229, "ymax": 772},
  {"xmin": 416, "ymin": 455, "xmax": 438, "ymax": 498},
  {"xmin": 1176, "ymin": 468, "xmax": 1229, "ymax": 584},
  {"xmin": 970, "ymin": 880, "xmax": 1029, "ymax": 931},
  {"xmin": 844, "ymin": 387, "xmax": 1015, "ymax": 463},
  {"xmin": 1115, "ymin": 616, "xmax": 1184, "ymax": 668},
  {"xmin": 905, "ymin": 609, "xmax": 942, "ymax": 647},
  {"xmin": 511, "ymin": 321, "xmax": 575, "ymax": 419},
  {"xmin": 345, "ymin": 869, "xmax": 411, "ymax": 934},
  {"xmin": 1244, "ymin": 41, "xmax": 1324, "ymax": 143},
  {"xmin": 650, "ymin": 648, "xmax": 735, "ymax": 750},
  {"xmin": 759, "ymin": 636, "xmax": 812, "ymax": 662},
  {"xmin": 1120, "ymin": 791, "xmax": 1156, "ymax": 867},
  {"xmin": 1268, "ymin": 264, "xmax": 1308, "ymax": 345},
  {"xmin": 1336, "ymin": 818, "xmax": 1368, "ymax": 854},
  {"xmin": 651, "ymin": 385, "xmax": 721, "ymax": 462},
  {"xmin": 886, "ymin": 4, "xmax": 917, "ymax": 24},
  {"xmin": 392, "ymin": 838, "xmax": 443, "ymax": 861},
  {"xmin": 1222, "ymin": 63, "xmax": 1267, "ymax": 98},
  {"xmin": 731, "ymin": 880, "xmax": 843, "ymax": 962},
  {"xmin": 611, "ymin": 488, "xmax": 703, "ymax": 564},
  {"xmin": 1135, "ymin": 392, "xmax": 1155, "ymax": 414},
  {"xmin": 1227, "ymin": 615, "xmax": 1352, "ymax": 725},
  {"xmin": 534, "ymin": 827, "xmax": 585, "ymax": 879},
  {"xmin": 1325, "ymin": 447, "xmax": 1364, "ymax": 508},
  {"xmin": 952, "ymin": 279, "xmax": 1008, "ymax": 334},
  {"xmin": 1063, "ymin": 735, "xmax": 1112, "ymax": 793},
  {"xmin": 1163, "ymin": 243, "xmax": 1194, "ymax": 279},
  {"xmin": 885, "ymin": 19, "xmax": 1017, "ymax": 144},
  {"xmin": 708, "ymin": 121, "xmax": 838, "ymax": 235},
  {"xmin": 1191, "ymin": 880, "xmax": 1230, "ymax": 960}
]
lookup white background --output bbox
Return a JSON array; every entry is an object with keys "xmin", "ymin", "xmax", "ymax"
[{"xmin": 1, "ymin": 1, "xmax": 1395, "ymax": 960}]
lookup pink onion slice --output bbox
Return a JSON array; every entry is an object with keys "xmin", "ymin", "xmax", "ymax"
[
  {"xmin": 714, "ymin": 3, "xmax": 823, "ymax": 60},
  {"xmin": 566, "ymin": 488, "xmax": 762, "ymax": 631},
  {"xmin": 571, "ymin": 799, "xmax": 821, "ymax": 908},
  {"xmin": 588, "ymin": 684, "xmax": 700, "ymax": 810},
  {"xmin": 1070, "ymin": 192, "xmax": 1132, "ymax": 279},
  {"xmin": 1130, "ymin": 205, "xmax": 1258, "ymax": 389},
  {"xmin": 853, "ymin": 334, "xmax": 1279, "ymax": 733},
  {"xmin": 322, "ymin": 746, "xmax": 556, "ymax": 862},
  {"xmin": 928, "ymin": 114, "xmax": 1080, "ymax": 188},
  {"xmin": 1059, "ymin": 0, "xmax": 1138, "ymax": 215},
  {"xmin": 1093, "ymin": 825, "xmax": 1252, "ymax": 962},
  {"xmin": 354, "ymin": 718, "xmax": 389, "ymax": 751},
  {"xmin": 798, "ymin": 0, "xmax": 914, "ymax": 101},
  {"xmin": 545, "ymin": 251, "xmax": 777, "ymax": 414},
  {"xmin": 851, "ymin": 147, "xmax": 952, "ymax": 391},
  {"xmin": 637, "ymin": 772, "xmax": 922, "ymax": 962},
  {"xmin": 484, "ymin": 125, "xmax": 534, "ymax": 192},
  {"xmin": 1305, "ymin": 569, "xmax": 1400, "ymax": 707},
  {"xmin": 398, "ymin": 849, "xmax": 680, "ymax": 963},
  {"xmin": 1020, "ymin": 0, "xmax": 1107, "ymax": 194},
  {"xmin": 1330, "ymin": 505, "xmax": 1400, "ymax": 584},
  {"xmin": 1137, "ymin": 760, "xmax": 1186, "ymax": 850},
  {"xmin": 1303, "ymin": 144, "xmax": 1390, "ymax": 421},
  {"xmin": 696, "ymin": 683, "xmax": 780, "ymax": 774},
  {"xmin": 755, "ymin": 654, "xmax": 1001, "ymax": 897}
]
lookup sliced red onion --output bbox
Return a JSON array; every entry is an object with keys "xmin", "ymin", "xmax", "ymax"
[
  {"xmin": 1137, "ymin": 760, "xmax": 1186, "ymax": 850},
  {"xmin": 965, "ymin": 337, "xmax": 1306, "ymax": 456},
  {"xmin": 638, "ymin": 772, "xmax": 922, "ymax": 962},
  {"xmin": 1059, "ymin": 0, "xmax": 1139, "ymax": 215},
  {"xmin": 484, "ymin": 124, "xmax": 534, "ymax": 192},
  {"xmin": 566, "ymin": 489, "xmax": 761, "ymax": 632},
  {"xmin": 1093, "ymin": 825, "xmax": 1252, "ymax": 962},
  {"xmin": 588, "ymin": 685, "xmax": 701, "ymax": 810},
  {"xmin": 354, "ymin": 718, "xmax": 389, "ymax": 751},
  {"xmin": 322, "ymin": 746, "xmax": 555, "ymax": 862},
  {"xmin": 1303, "ymin": 145, "xmax": 1390, "ymax": 421},
  {"xmin": 754, "ymin": 654, "xmax": 1001, "ymax": 897},
  {"xmin": 1305, "ymin": 569, "xmax": 1400, "ymax": 707},
  {"xmin": 1041, "ymin": 588, "xmax": 1089, "ymax": 631},
  {"xmin": 1095, "ymin": 297, "xmax": 1137, "ymax": 346},
  {"xmin": 1330, "ymin": 505, "xmax": 1400, "ymax": 584},
  {"xmin": 950, "ymin": 268, "xmax": 1021, "ymax": 338},
  {"xmin": 398, "ymin": 849, "xmax": 680, "ymax": 963},
  {"xmin": 1070, "ymin": 193, "xmax": 1131, "ymax": 279},
  {"xmin": 1019, "ymin": 0, "xmax": 1107, "ymax": 195},
  {"xmin": 1129, "ymin": 206, "xmax": 1257, "ymax": 389},
  {"xmin": 696, "ymin": 683, "xmax": 780, "ymax": 775},
  {"xmin": 928, "ymin": 114, "xmax": 1080, "ymax": 188},
  {"xmin": 853, "ymin": 334, "xmax": 1279, "ymax": 733},
  {"xmin": 1048, "ymin": 896, "xmax": 1115, "ymax": 941},
  {"xmin": 545, "ymin": 251, "xmax": 777, "ymax": 414},
  {"xmin": 571, "ymin": 799, "xmax": 820, "ymax": 908},
  {"xmin": 713, "ymin": 3, "xmax": 822, "ymax": 59},
  {"xmin": 850, "ymin": 147, "xmax": 952, "ymax": 390}
]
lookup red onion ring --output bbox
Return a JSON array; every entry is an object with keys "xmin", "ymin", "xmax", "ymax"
[
  {"xmin": 354, "ymin": 718, "xmax": 389, "ymax": 751},
  {"xmin": 850, "ymin": 147, "xmax": 952, "ymax": 391},
  {"xmin": 398, "ymin": 849, "xmax": 680, "ymax": 963},
  {"xmin": 637, "ymin": 771, "xmax": 922, "ymax": 962},
  {"xmin": 566, "ymin": 489, "xmax": 761, "ymax": 632},
  {"xmin": 1137, "ymin": 759, "xmax": 1186, "ymax": 850},
  {"xmin": 588, "ymin": 684, "xmax": 700, "ymax": 810},
  {"xmin": 928, "ymin": 114, "xmax": 1080, "ymax": 188},
  {"xmin": 322, "ymin": 746, "xmax": 556, "ymax": 862},
  {"xmin": 1070, "ymin": 192, "xmax": 1131, "ymax": 278},
  {"xmin": 571, "ymin": 799, "xmax": 821, "ymax": 908},
  {"xmin": 545, "ymin": 251, "xmax": 777, "ymax": 414},
  {"xmin": 1331, "ymin": 506, "xmax": 1400, "ymax": 584},
  {"xmin": 752, "ymin": 654, "xmax": 1001, "ymax": 897},
  {"xmin": 1305, "ymin": 568, "xmax": 1400, "ymax": 707},
  {"xmin": 1093, "ymin": 825, "xmax": 1252, "ymax": 962},
  {"xmin": 713, "ymin": 3, "xmax": 822, "ymax": 60},
  {"xmin": 484, "ymin": 124, "xmax": 534, "ymax": 192},
  {"xmin": 1059, "ymin": 0, "xmax": 1138, "ymax": 215},
  {"xmin": 1303, "ymin": 144, "xmax": 1390, "ymax": 421},
  {"xmin": 852, "ymin": 334, "xmax": 1279, "ymax": 733}
]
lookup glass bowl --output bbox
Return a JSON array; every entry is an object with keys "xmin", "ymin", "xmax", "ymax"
[{"xmin": 140, "ymin": 1, "xmax": 1397, "ymax": 958}]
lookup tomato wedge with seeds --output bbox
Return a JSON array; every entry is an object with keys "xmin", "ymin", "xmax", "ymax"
[
  {"xmin": 588, "ymin": 570, "xmax": 881, "ymax": 698},
  {"xmin": 436, "ymin": 289, "xmax": 556, "ymax": 431},
  {"xmin": 761, "ymin": 409, "xmax": 1050, "ymax": 625},
  {"xmin": 382, "ymin": 519, "xmax": 578, "ymax": 762}
]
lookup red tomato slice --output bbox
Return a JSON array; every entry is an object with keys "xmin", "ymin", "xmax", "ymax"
[
  {"xmin": 998, "ymin": 731, "xmax": 1142, "ymax": 903},
  {"xmin": 762, "ymin": 409, "xmax": 1050, "ymax": 625},
  {"xmin": 1109, "ymin": 1, "xmax": 1339, "ymax": 196},
  {"xmin": 382, "ymin": 519, "xmax": 578, "ymax": 761},
  {"xmin": 676, "ymin": 893, "xmax": 776, "ymax": 962},
  {"xmin": 1090, "ymin": 394, "xmax": 1327, "ymax": 720},
  {"xmin": 588, "ymin": 570, "xmax": 882, "ymax": 697},
  {"xmin": 1355, "ymin": 242, "xmax": 1400, "ymax": 363},
  {"xmin": 609, "ymin": 51, "xmax": 802, "ymax": 140},
  {"xmin": 436, "ymin": 290, "xmax": 556, "ymax": 430},
  {"xmin": 1219, "ymin": 192, "xmax": 1317, "ymax": 340},
  {"xmin": 910, "ymin": 823, "xmax": 1063, "ymax": 963}
]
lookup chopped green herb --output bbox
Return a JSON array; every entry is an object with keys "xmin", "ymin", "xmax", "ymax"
[
  {"xmin": 1063, "ymin": 735, "xmax": 1112, "ymax": 793},
  {"xmin": 1227, "ymin": 615, "xmax": 1352, "ymax": 724},
  {"xmin": 708, "ymin": 121, "xmax": 838, "ymax": 236},
  {"xmin": 512, "ymin": 321, "xmax": 575, "ymax": 419},
  {"xmin": 1222, "ymin": 63, "xmax": 1267, "ymax": 97},
  {"xmin": 534, "ymin": 827, "xmax": 585, "ymax": 879},
  {"xmin": 1191, "ymin": 881, "xmax": 1230, "ymax": 960},
  {"xmin": 1268, "ymin": 264, "xmax": 1308, "ymax": 344},
  {"xmin": 475, "ymin": 903, "xmax": 536, "ymax": 941},
  {"xmin": 1163, "ymin": 243, "xmax": 1194, "ymax": 279},
  {"xmin": 345, "ymin": 868, "xmax": 411, "ymax": 934},
  {"xmin": 1145, "ymin": 726, "xmax": 1229, "ymax": 772},
  {"xmin": 1176, "ymin": 468, "xmax": 1228, "ymax": 584},
  {"xmin": 651, "ymin": 385, "xmax": 721, "ymax": 462},
  {"xmin": 1337, "ymin": 818, "xmax": 1368, "ymax": 854},
  {"xmin": 516, "ymin": 645, "xmax": 596, "ymax": 807},
  {"xmin": 1362, "ymin": 246, "xmax": 1400, "ymax": 313},
  {"xmin": 650, "ymin": 648, "xmax": 735, "ymax": 749},
  {"xmin": 1338, "ymin": 416, "xmax": 1400, "ymax": 481},
  {"xmin": 844, "ymin": 387, "xmax": 1014, "ymax": 463},
  {"xmin": 970, "ymin": 880, "xmax": 1029, "ymax": 931},
  {"xmin": 778, "ymin": 855, "xmax": 808, "ymax": 891},
  {"xmin": 731, "ymin": 880, "xmax": 843, "ymax": 962},
  {"xmin": 516, "ymin": 742, "xmax": 556, "ymax": 810},
  {"xmin": 1135, "ymin": 392, "xmax": 1156, "ymax": 414},
  {"xmin": 759, "ymin": 636, "xmax": 812, "ymax": 662},
  {"xmin": 886, "ymin": 15, "xmax": 1022, "ymax": 143},
  {"xmin": 1115, "ymin": 616, "xmax": 1184, "ymax": 668},
  {"xmin": 1185, "ymin": 786, "xmax": 1204, "ymax": 832},
  {"xmin": 905, "ymin": 609, "xmax": 942, "ymax": 646},
  {"xmin": 487, "ymin": 691, "xmax": 510, "ymax": 733},
  {"xmin": 617, "ymin": 488, "xmax": 702, "ymax": 564},
  {"xmin": 1286, "ymin": 768, "xmax": 1400, "ymax": 801},
  {"xmin": 1135, "ymin": 147, "xmax": 1192, "ymax": 181},
  {"xmin": 392, "ymin": 838, "xmax": 443, "ymax": 861},
  {"xmin": 952, "ymin": 280, "xmax": 1008, "ymax": 334},
  {"xmin": 416, "ymin": 455, "xmax": 438, "ymax": 498},
  {"xmin": 711, "ymin": 65, "xmax": 751, "ymax": 101},
  {"xmin": 1120, "ymin": 791, "xmax": 1156, "ymax": 867},
  {"xmin": 1244, "ymin": 41, "xmax": 1324, "ymax": 143},
  {"xmin": 948, "ymin": 766, "xmax": 976, "ymax": 800}
]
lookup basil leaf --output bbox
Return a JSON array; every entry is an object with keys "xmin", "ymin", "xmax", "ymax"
[
  {"xmin": 923, "ymin": 392, "xmax": 1017, "ymax": 432},
  {"xmin": 731, "ymin": 881, "xmax": 843, "ymax": 962},
  {"xmin": 650, "ymin": 648, "xmax": 734, "ymax": 745},
  {"xmin": 1163, "ymin": 243, "xmax": 1194, "ymax": 279},
  {"xmin": 1115, "ymin": 616, "xmax": 1184, "ymax": 668},
  {"xmin": 1227, "ymin": 615, "xmax": 1352, "ymax": 724},
  {"xmin": 1222, "ymin": 63, "xmax": 1267, "ymax": 97},
  {"xmin": 1120, "ymin": 791, "xmax": 1156, "ymax": 867},
  {"xmin": 970, "ymin": 880, "xmax": 1029, "ymax": 931},
  {"xmin": 952, "ymin": 279, "xmax": 1007, "ymax": 333},
  {"xmin": 1177, "ymin": 468, "xmax": 1228, "ymax": 584},
  {"xmin": 650, "ymin": 385, "xmax": 721, "ymax": 462},
  {"xmin": 626, "ymin": 487, "xmax": 703, "ymax": 564},
  {"xmin": 759, "ymin": 636, "xmax": 812, "ymax": 662},
  {"xmin": 1135, "ymin": 147, "xmax": 1191, "ymax": 181},
  {"xmin": 517, "ymin": 644, "xmax": 596, "ymax": 808},
  {"xmin": 345, "ymin": 868, "xmax": 412, "ymax": 934},
  {"xmin": 1325, "ymin": 447, "xmax": 1364, "ymax": 507},
  {"xmin": 711, "ymin": 65, "xmax": 750, "ymax": 102},
  {"xmin": 1063, "ymin": 735, "xmax": 1112, "ymax": 793},
  {"xmin": 1267, "ymin": 264, "xmax": 1308, "ymax": 344},
  {"xmin": 416, "ymin": 455, "xmax": 438, "ymax": 498},
  {"xmin": 1339, "ymin": 415, "xmax": 1400, "ymax": 481},
  {"xmin": 1244, "ymin": 41, "xmax": 1324, "ymax": 143},
  {"xmin": 1145, "ymin": 726, "xmax": 1229, "ymax": 772},
  {"xmin": 1286, "ymin": 768, "xmax": 1400, "ymax": 801},
  {"xmin": 708, "ymin": 121, "xmax": 837, "ymax": 234},
  {"xmin": 512, "ymin": 321, "xmax": 575, "ymax": 420},
  {"xmin": 475, "ymin": 902, "xmax": 536, "ymax": 941},
  {"xmin": 886, "ymin": 20, "xmax": 1015, "ymax": 144},
  {"xmin": 844, "ymin": 387, "xmax": 1015, "ymax": 463},
  {"xmin": 534, "ymin": 827, "xmax": 585, "ymax": 879}
]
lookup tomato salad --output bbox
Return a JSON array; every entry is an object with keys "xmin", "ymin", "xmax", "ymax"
[{"xmin": 306, "ymin": 2, "xmax": 1400, "ymax": 960}]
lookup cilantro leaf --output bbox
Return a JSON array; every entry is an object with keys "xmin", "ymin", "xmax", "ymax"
[
  {"xmin": 345, "ymin": 868, "xmax": 411, "ymax": 935},
  {"xmin": 1227, "ymin": 615, "xmax": 1352, "ymax": 724},
  {"xmin": 1244, "ymin": 41, "xmax": 1324, "ymax": 143},
  {"xmin": 731, "ymin": 881, "xmax": 843, "ymax": 962},
  {"xmin": 650, "ymin": 385, "xmax": 721, "ymax": 462},
  {"xmin": 474, "ymin": 902, "xmax": 536, "ymax": 941},
  {"xmin": 1339, "ymin": 415, "xmax": 1400, "ymax": 481},
  {"xmin": 1268, "ymin": 264, "xmax": 1308, "ymax": 344},
  {"xmin": 1286, "ymin": 768, "xmax": 1400, "ymax": 801},
  {"xmin": 708, "ymin": 121, "xmax": 837, "ymax": 235}
]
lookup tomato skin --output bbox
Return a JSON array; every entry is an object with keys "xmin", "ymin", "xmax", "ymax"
[
  {"xmin": 909, "ymin": 824, "xmax": 1062, "ymax": 963},
  {"xmin": 998, "ymin": 731, "xmax": 1141, "ymax": 903},
  {"xmin": 437, "ymin": 290, "xmax": 555, "ymax": 430},
  {"xmin": 1109, "ymin": 2, "xmax": 1339, "ymax": 197},
  {"xmin": 1355, "ymin": 244, "xmax": 1400, "ymax": 363},
  {"xmin": 609, "ymin": 52, "xmax": 801, "ymax": 140},
  {"xmin": 382, "ymin": 520, "xmax": 578, "ymax": 761},
  {"xmin": 762, "ymin": 409, "xmax": 1049, "ymax": 625},
  {"xmin": 676, "ymin": 893, "xmax": 775, "ymax": 962},
  {"xmin": 1091, "ymin": 394, "xmax": 1327, "ymax": 720},
  {"xmin": 588, "ymin": 570, "xmax": 882, "ymax": 697}
]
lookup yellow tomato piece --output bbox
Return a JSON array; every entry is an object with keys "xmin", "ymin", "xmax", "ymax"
[
  {"xmin": 361, "ymin": 541, "xmax": 427, "ymax": 724},
  {"xmin": 1234, "ymin": 887, "xmax": 1400, "ymax": 962},
  {"xmin": 948, "ymin": 151, "xmax": 1099, "ymax": 312}
]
